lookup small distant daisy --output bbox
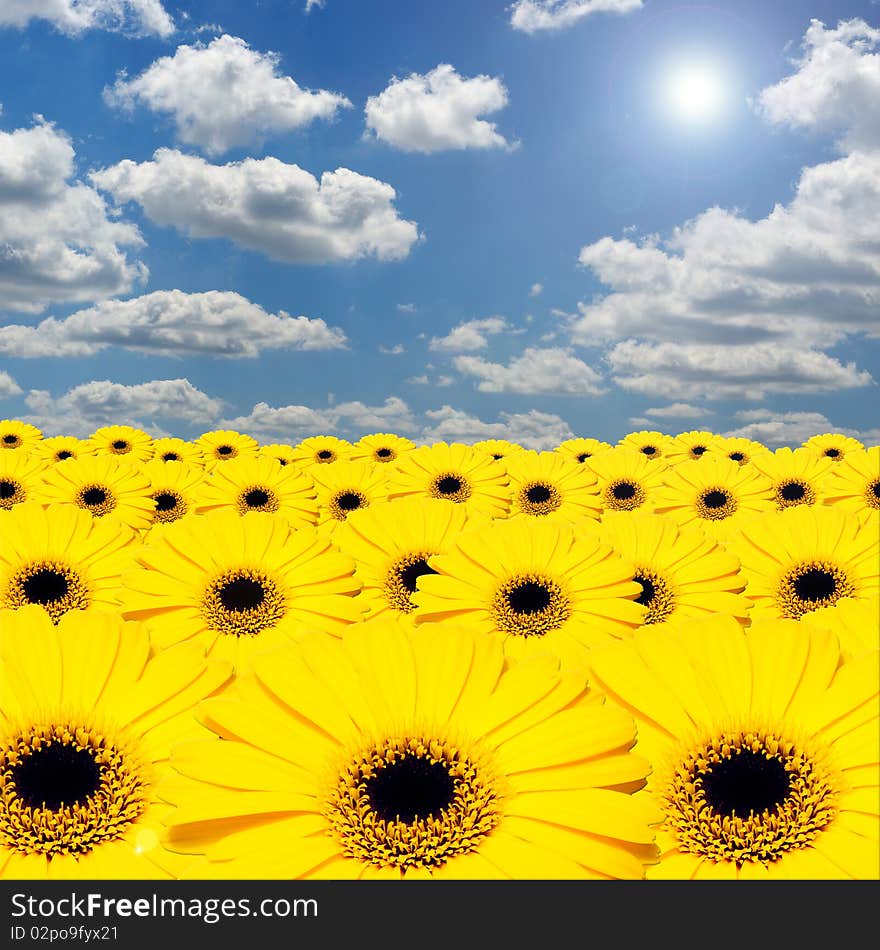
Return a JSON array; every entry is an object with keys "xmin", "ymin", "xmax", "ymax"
[
  {"xmin": 472, "ymin": 439, "xmax": 526, "ymax": 463},
  {"xmin": 823, "ymin": 447, "xmax": 880, "ymax": 521},
  {"xmin": 665, "ymin": 430, "xmax": 723, "ymax": 466},
  {"xmin": 33, "ymin": 436, "xmax": 95, "ymax": 465},
  {"xmin": 196, "ymin": 430, "xmax": 259, "ymax": 469},
  {"xmin": 618, "ymin": 430, "xmax": 673, "ymax": 462},
  {"xmin": 193, "ymin": 455, "xmax": 318, "ymax": 529},
  {"xmin": 727, "ymin": 506, "xmax": 879, "ymax": 621},
  {"xmin": 802, "ymin": 433, "xmax": 865, "ymax": 464},
  {"xmin": 142, "ymin": 460, "xmax": 205, "ymax": 530},
  {"xmin": 504, "ymin": 450, "xmax": 602, "ymax": 523},
  {"xmin": 587, "ymin": 448, "xmax": 667, "ymax": 515},
  {"xmin": 39, "ymin": 456, "xmax": 155, "ymax": 531},
  {"xmin": 291, "ymin": 436, "xmax": 353, "ymax": 469},
  {"xmin": 387, "ymin": 443, "xmax": 512, "ymax": 519},
  {"xmin": 0, "ymin": 420, "xmax": 42, "ymax": 453},
  {"xmin": 151, "ymin": 437, "xmax": 205, "ymax": 467},
  {"xmin": 334, "ymin": 498, "xmax": 475, "ymax": 618},
  {"xmin": 555, "ymin": 437, "xmax": 613, "ymax": 465},
  {"xmin": 311, "ymin": 461, "xmax": 390, "ymax": 532},
  {"xmin": 750, "ymin": 447, "xmax": 835, "ymax": 510},
  {"xmin": 350, "ymin": 433, "xmax": 416, "ymax": 465},
  {"xmin": 258, "ymin": 443, "xmax": 297, "ymax": 467},
  {"xmin": 708, "ymin": 436, "xmax": 771, "ymax": 467},
  {"xmin": 0, "ymin": 451, "xmax": 47, "ymax": 512},
  {"xmin": 86, "ymin": 425, "xmax": 153, "ymax": 463}
]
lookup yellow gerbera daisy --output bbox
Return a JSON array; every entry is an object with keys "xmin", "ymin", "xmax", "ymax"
[
  {"xmin": 86, "ymin": 424, "xmax": 154, "ymax": 463},
  {"xmin": 258, "ymin": 443, "xmax": 297, "ymax": 467},
  {"xmin": 412, "ymin": 518, "xmax": 645, "ymax": 669},
  {"xmin": 800, "ymin": 598, "xmax": 880, "ymax": 660},
  {"xmin": 802, "ymin": 433, "xmax": 865, "ymax": 464},
  {"xmin": 472, "ymin": 438, "xmax": 526, "ymax": 463},
  {"xmin": 0, "ymin": 606, "xmax": 230, "ymax": 879},
  {"xmin": 290, "ymin": 435, "xmax": 353, "ymax": 469},
  {"xmin": 727, "ymin": 506, "xmax": 879, "ymax": 621},
  {"xmin": 587, "ymin": 447, "xmax": 668, "ymax": 515},
  {"xmin": 617, "ymin": 430, "xmax": 673, "ymax": 462},
  {"xmin": 503, "ymin": 450, "xmax": 602, "ymax": 523},
  {"xmin": 707, "ymin": 435, "xmax": 771, "ymax": 467},
  {"xmin": 161, "ymin": 617, "xmax": 662, "ymax": 879},
  {"xmin": 823, "ymin": 447, "xmax": 880, "ymax": 521},
  {"xmin": 350, "ymin": 432, "xmax": 416, "ymax": 465},
  {"xmin": 665, "ymin": 430, "xmax": 723, "ymax": 466},
  {"xmin": 334, "ymin": 498, "xmax": 476, "ymax": 618},
  {"xmin": 196, "ymin": 430, "xmax": 259, "ymax": 469},
  {"xmin": 653, "ymin": 457, "xmax": 776, "ymax": 539},
  {"xmin": 0, "ymin": 420, "xmax": 42, "ymax": 453},
  {"xmin": 33, "ymin": 436, "xmax": 96, "ymax": 465},
  {"xmin": 750, "ymin": 447, "xmax": 836, "ymax": 510},
  {"xmin": 193, "ymin": 455, "xmax": 318, "ymax": 530},
  {"xmin": 310, "ymin": 461, "xmax": 390, "ymax": 532},
  {"xmin": 38, "ymin": 456, "xmax": 154, "ymax": 531},
  {"xmin": 0, "ymin": 503, "xmax": 137, "ymax": 624},
  {"xmin": 555, "ymin": 437, "xmax": 613, "ymax": 465},
  {"xmin": 590, "ymin": 616, "xmax": 879, "ymax": 879},
  {"xmin": 142, "ymin": 459, "xmax": 205, "ymax": 529},
  {"xmin": 595, "ymin": 511, "xmax": 750, "ymax": 626},
  {"xmin": 387, "ymin": 442, "xmax": 512, "ymax": 519},
  {"xmin": 120, "ymin": 510, "xmax": 362, "ymax": 671},
  {"xmin": 0, "ymin": 451, "xmax": 47, "ymax": 512},
  {"xmin": 151, "ymin": 437, "xmax": 205, "ymax": 467}
]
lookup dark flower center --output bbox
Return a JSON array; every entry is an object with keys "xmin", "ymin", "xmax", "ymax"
[
  {"xmin": 780, "ymin": 482, "xmax": 806, "ymax": 502},
  {"xmin": 245, "ymin": 488, "xmax": 270, "ymax": 508},
  {"xmin": 82, "ymin": 487, "xmax": 107, "ymax": 506},
  {"xmin": 526, "ymin": 484, "xmax": 552, "ymax": 504},
  {"xmin": 872, "ymin": 481, "xmax": 880, "ymax": 499},
  {"xmin": 692, "ymin": 446, "xmax": 707, "ymax": 456},
  {"xmin": 22, "ymin": 569, "xmax": 69, "ymax": 604},
  {"xmin": 437, "ymin": 475, "xmax": 462, "ymax": 495},
  {"xmin": 219, "ymin": 577, "xmax": 265, "ymax": 612},
  {"xmin": 613, "ymin": 481, "xmax": 637, "ymax": 500},
  {"xmin": 317, "ymin": 450, "xmax": 333, "ymax": 460},
  {"xmin": 634, "ymin": 574, "xmax": 655, "ymax": 606},
  {"xmin": 376, "ymin": 448, "xmax": 392, "ymax": 458},
  {"xmin": 701, "ymin": 749, "xmax": 791, "ymax": 818},
  {"xmin": 365, "ymin": 756, "xmax": 456, "ymax": 824},
  {"xmin": 154, "ymin": 492, "xmax": 178, "ymax": 512},
  {"xmin": 507, "ymin": 581, "xmax": 551, "ymax": 615},
  {"xmin": 398, "ymin": 558, "xmax": 437, "ymax": 594},
  {"xmin": 336, "ymin": 491, "xmax": 362, "ymax": 511},
  {"xmin": 824, "ymin": 448, "xmax": 840, "ymax": 458},
  {"xmin": 112, "ymin": 440, "xmax": 129, "ymax": 451},
  {"xmin": 57, "ymin": 451, "xmax": 73, "ymax": 461},
  {"xmin": 702, "ymin": 490, "xmax": 728, "ymax": 509},
  {"xmin": 641, "ymin": 445, "xmax": 656, "ymax": 455},
  {"xmin": 576, "ymin": 453, "xmax": 591, "ymax": 463},
  {"xmin": 162, "ymin": 452, "xmax": 179, "ymax": 461},
  {"xmin": 217, "ymin": 445, "xmax": 233, "ymax": 456},
  {"xmin": 793, "ymin": 568, "xmax": 836, "ymax": 602},
  {"xmin": 3, "ymin": 434, "xmax": 19, "ymax": 445},
  {"xmin": 492, "ymin": 454, "xmax": 503, "ymax": 460},
  {"xmin": 0, "ymin": 480, "xmax": 16, "ymax": 499},
  {"xmin": 11, "ymin": 743, "xmax": 101, "ymax": 811},
  {"xmin": 729, "ymin": 452, "xmax": 745, "ymax": 462}
]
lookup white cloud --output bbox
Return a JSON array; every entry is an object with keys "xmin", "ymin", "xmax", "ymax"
[
  {"xmin": 22, "ymin": 378, "xmax": 221, "ymax": 437},
  {"xmin": 529, "ymin": 282, "xmax": 543, "ymax": 297},
  {"xmin": 397, "ymin": 302, "xmax": 417, "ymax": 313},
  {"xmin": 0, "ymin": 371, "xmax": 22, "ymax": 398},
  {"xmin": 643, "ymin": 403, "xmax": 713, "ymax": 418},
  {"xmin": 0, "ymin": 0, "xmax": 174, "ymax": 36},
  {"xmin": 421, "ymin": 406, "xmax": 574, "ymax": 450},
  {"xmin": 755, "ymin": 18, "xmax": 880, "ymax": 152},
  {"xmin": 510, "ymin": 0, "xmax": 643, "ymax": 34},
  {"xmin": 223, "ymin": 396, "xmax": 417, "ymax": 441},
  {"xmin": 305, "ymin": 1, "xmax": 324, "ymax": 11},
  {"xmin": 0, "ymin": 290, "xmax": 347, "ymax": 358},
  {"xmin": 607, "ymin": 340, "xmax": 873, "ymax": 401},
  {"xmin": 406, "ymin": 375, "xmax": 430, "ymax": 386},
  {"xmin": 105, "ymin": 35, "xmax": 351, "ymax": 156},
  {"xmin": 0, "ymin": 119, "xmax": 146, "ymax": 313},
  {"xmin": 429, "ymin": 317, "xmax": 508, "ymax": 352},
  {"xmin": 455, "ymin": 346, "xmax": 606, "ymax": 395},
  {"xmin": 724, "ymin": 410, "xmax": 869, "ymax": 448},
  {"xmin": 379, "ymin": 343, "xmax": 405, "ymax": 355},
  {"xmin": 92, "ymin": 149, "xmax": 420, "ymax": 264},
  {"xmin": 364, "ymin": 64, "xmax": 514, "ymax": 153}
]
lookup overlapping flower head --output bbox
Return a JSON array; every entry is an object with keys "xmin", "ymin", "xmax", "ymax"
[{"xmin": 0, "ymin": 419, "xmax": 875, "ymax": 881}]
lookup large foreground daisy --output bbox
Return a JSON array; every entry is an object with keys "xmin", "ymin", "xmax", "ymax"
[
  {"xmin": 727, "ymin": 507, "xmax": 879, "ymax": 621},
  {"xmin": 0, "ymin": 607, "xmax": 231, "ymax": 878},
  {"xmin": 162, "ymin": 618, "xmax": 662, "ymax": 879},
  {"xmin": 504, "ymin": 450, "xmax": 601, "ymax": 523},
  {"xmin": 120, "ymin": 510, "xmax": 362, "ymax": 670},
  {"xmin": 823, "ymin": 447, "xmax": 880, "ymax": 521},
  {"xmin": 412, "ymin": 518, "xmax": 645, "ymax": 668},
  {"xmin": 800, "ymin": 598, "xmax": 880, "ymax": 660},
  {"xmin": 590, "ymin": 616, "xmax": 879, "ymax": 879}
]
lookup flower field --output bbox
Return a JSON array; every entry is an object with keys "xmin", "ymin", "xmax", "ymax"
[{"xmin": 0, "ymin": 420, "xmax": 877, "ymax": 880}]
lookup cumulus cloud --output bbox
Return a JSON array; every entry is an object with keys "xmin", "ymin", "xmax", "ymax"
[
  {"xmin": 607, "ymin": 340, "xmax": 873, "ymax": 401},
  {"xmin": 92, "ymin": 148, "xmax": 420, "ymax": 264},
  {"xmin": 379, "ymin": 343, "xmax": 405, "ymax": 355},
  {"xmin": 0, "ymin": 119, "xmax": 146, "ymax": 313},
  {"xmin": 0, "ymin": 290, "xmax": 347, "ymax": 359},
  {"xmin": 643, "ymin": 403, "xmax": 713, "ymax": 418},
  {"xmin": 429, "ymin": 317, "xmax": 508, "ymax": 352},
  {"xmin": 755, "ymin": 18, "xmax": 880, "ymax": 152},
  {"xmin": 365, "ymin": 64, "xmax": 514, "ymax": 153},
  {"xmin": 0, "ymin": 0, "xmax": 174, "ymax": 36},
  {"xmin": 529, "ymin": 282, "xmax": 543, "ymax": 297},
  {"xmin": 454, "ymin": 346, "xmax": 606, "ymax": 395},
  {"xmin": 510, "ymin": 0, "xmax": 643, "ymax": 34},
  {"xmin": 105, "ymin": 35, "xmax": 351, "ymax": 156},
  {"xmin": 0, "ymin": 371, "xmax": 22, "ymax": 397},
  {"xmin": 223, "ymin": 396, "xmax": 417, "ymax": 442},
  {"xmin": 724, "ymin": 409, "xmax": 870, "ymax": 448},
  {"xmin": 22, "ymin": 378, "xmax": 221, "ymax": 437},
  {"xmin": 421, "ymin": 406, "xmax": 574, "ymax": 450}
]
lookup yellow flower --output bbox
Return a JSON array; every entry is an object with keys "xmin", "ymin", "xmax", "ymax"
[
  {"xmin": 151, "ymin": 437, "xmax": 206, "ymax": 467},
  {"xmin": 290, "ymin": 435, "xmax": 353, "ymax": 468},
  {"xmin": 196, "ymin": 430, "xmax": 259, "ymax": 469},
  {"xmin": 33, "ymin": 436, "xmax": 96, "ymax": 465},
  {"xmin": 86, "ymin": 425, "xmax": 154, "ymax": 462},
  {"xmin": 310, "ymin": 461, "xmax": 390, "ymax": 533},
  {"xmin": 617, "ymin": 430, "xmax": 674, "ymax": 462},
  {"xmin": 664, "ymin": 430, "xmax": 723, "ymax": 466},
  {"xmin": 707, "ymin": 436, "xmax": 771, "ymax": 467},
  {"xmin": 349, "ymin": 432, "xmax": 416, "ymax": 465},
  {"xmin": 0, "ymin": 420, "xmax": 43, "ymax": 453},
  {"xmin": 587, "ymin": 447, "xmax": 668, "ymax": 514},
  {"xmin": 750, "ymin": 447, "xmax": 836, "ymax": 510},
  {"xmin": 504, "ymin": 450, "xmax": 602, "ymax": 523},
  {"xmin": 0, "ymin": 451, "xmax": 47, "ymax": 512},
  {"xmin": 823, "ymin": 446, "xmax": 880, "ymax": 521},
  {"xmin": 802, "ymin": 433, "xmax": 865, "ymax": 464},
  {"xmin": 555, "ymin": 437, "xmax": 613, "ymax": 465}
]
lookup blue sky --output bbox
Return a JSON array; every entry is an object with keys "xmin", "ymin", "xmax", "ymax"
[{"xmin": 0, "ymin": 0, "xmax": 878, "ymax": 448}]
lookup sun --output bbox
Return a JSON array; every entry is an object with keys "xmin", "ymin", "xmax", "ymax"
[{"xmin": 665, "ymin": 63, "xmax": 725, "ymax": 121}]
